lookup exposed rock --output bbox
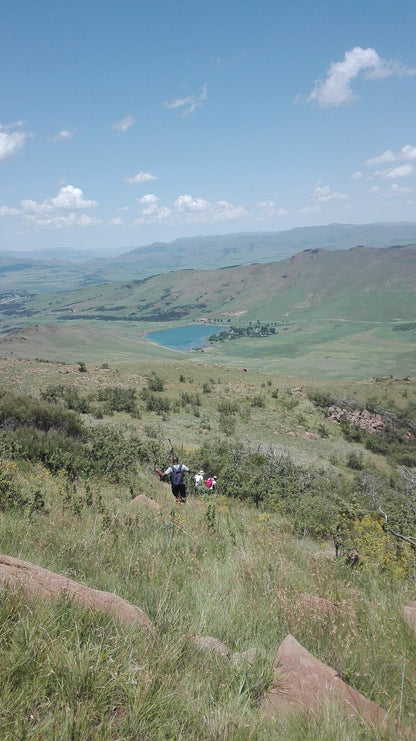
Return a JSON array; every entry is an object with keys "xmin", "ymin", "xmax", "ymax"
[
  {"xmin": 130, "ymin": 494, "xmax": 161, "ymax": 511},
  {"xmin": 0, "ymin": 554, "xmax": 155, "ymax": 633},
  {"xmin": 262, "ymin": 634, "xmax": 389, "ymax": 729},
  {"xmin": 191, "ymin": 635, "xmax": 230, "ymax": 657},
  {"xmin": 325, "ymin": 406, "xmax": 385, "ymax": 434},
  {"xmin": 403, "ymin": 603, "xmax": 416, "ymax": 635}
]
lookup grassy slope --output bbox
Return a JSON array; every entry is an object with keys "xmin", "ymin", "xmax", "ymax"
[{"xmin": 0, "ymin": 357, "xmax": 415, "ymax": 739}]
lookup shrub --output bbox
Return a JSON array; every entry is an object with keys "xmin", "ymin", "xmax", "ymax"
[{"xmin": 0, "ymin": 458, "xmax": 25, "ymax": 510}]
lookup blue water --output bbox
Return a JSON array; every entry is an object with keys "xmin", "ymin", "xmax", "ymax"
[{"xmin": 146, "ymin": 324, "xmax": 224, "ymax": 351}]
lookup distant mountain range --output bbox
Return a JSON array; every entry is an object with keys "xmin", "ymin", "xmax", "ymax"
[
  {"xmin": 113, "ymin": 221, "xmax": 416, "ymax": 272},
  {"xmin": 1, "ymin": 221, "xmax": 416, "ymax": 293}
]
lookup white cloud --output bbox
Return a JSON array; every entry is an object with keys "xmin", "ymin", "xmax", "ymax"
[
  {"xmin": 0, "ymin": 122, "xmax": 31, "ymax": 161},
  {"xmin": 124, "ymin": 171, "xmax": 157, "ymax": 184},
  {"xmin": 24, "ymin": 213, "xmax": 100, "ymax": 229},
  {"xmin": 400, "ymin": 145, "xmax": 416, "ymax": 160},
  {"xmin": 369, "ymin": 185, "xmax": 380, "ymax": 192},
  {"xmin": 51, "ymin": 129, "xmax": 74, "ymax": 141},
  {"xmin": 112, "ymin": 114, "xmax": 135, "ymax": 133},
  {"xmin": 136, "ymin": 194, "xmax": 171, "ymax": 221},
  {"xmin": 313, "ymin": 184, "xmax": 348, "ymax": 202},
  {"xmin": 376, "ymin": 163, "xmax": 413, "ymax": 179},
  {"xmin": 165, "ymin": 84, "xmax": 207, "ymax": 115},
  {"xmin": 134, "ymin": 192, "xmax": 246, "ymax": 225},
  {"xmin": 366, "ymin": 150, "xmax": 396, "ymax": 166},
  {"xmin": 0, "ymin": 205, "xmax": 22, "ymax": 216},
  {"xmin": 351, "ymin": 171, "xmax": 363, "ymax": 179},
  {"xmin": 110, "ymin": 217, "xmax": 123, "ymax": 225},
  {"xmin": 173, "ymin": 194, "xmax": 246, "ymax": 222},
  {"xmin": 174, "ymin": 194, "xmax": 210, "ymax": 212},
  {"xmin": 21, "ymin": 185, "xmax": 98, "ymax": 215},
  {"xmin": 2, "ymin": 185, "xmax": 101, "ymax": 230},
  {"xmin": 366, "ymin": 145, "xmax": 416, "ymax": 166},
  {"xmin": 304, "ymin": 47, "xmax": 416, "ymax": 107}
]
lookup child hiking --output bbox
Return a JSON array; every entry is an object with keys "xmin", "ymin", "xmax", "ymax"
[{"xmin": 156, "ymin": 456, "xmax": 189, "ymax": 503}]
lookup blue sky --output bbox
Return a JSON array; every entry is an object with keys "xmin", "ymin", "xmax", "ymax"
[{"xmin": 1, "ymin": 0, "xmax": 416, "ymax": 253}]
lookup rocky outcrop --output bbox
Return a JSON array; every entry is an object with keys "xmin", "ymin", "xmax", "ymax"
[
  {"xmin": 0, "ymin": 554, "xmax": 155, "ymax": 633},
  {"xmin": 326, "ymin": 406, "xmax": 385, "ymax": 434},
  {"xmin": 262, "ymin": 634, "xmax": 390, "ymax": 729}
]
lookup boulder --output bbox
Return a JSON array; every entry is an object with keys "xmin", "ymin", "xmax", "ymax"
[
  {"xmin": 262, "ymin": 634, "xmax": 389, "ymax": 729},
  {"xmin": 130, "ymin": 494, "xmax": 161, "ymax": 511},
  {"xmin": 0, "ymin": 554, "xmax": 155, "ymax": 633}
]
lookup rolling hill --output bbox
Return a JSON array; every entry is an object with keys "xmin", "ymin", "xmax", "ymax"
[
  {"xmin": 0, "ymin": 243, "xmax": 415, "ymax": 379},
  {"xmin": 8, "ymin": 244, "xmax": 415, "ymax": 325},
  {"xmin": 1, "ymin": 221, "xmax": 416, "ymax": 292}
]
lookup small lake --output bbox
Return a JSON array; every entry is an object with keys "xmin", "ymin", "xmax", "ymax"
[{"xmin": 146, "ymin": 324, "xmax": 224, "ymax": 351}]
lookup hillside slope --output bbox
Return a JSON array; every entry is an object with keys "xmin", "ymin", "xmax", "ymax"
[{"xmin": 18, "ymin": 244, "xmax": 416, "ymax": 324}]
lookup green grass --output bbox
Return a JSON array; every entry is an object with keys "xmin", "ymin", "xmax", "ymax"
[
  {"xmin": 0, "ymin": 474, "xmax": 415, "ymax": 739},
  {"xmin": 0, "ymin": 357, "xmax": 415, "ymax": 738}
]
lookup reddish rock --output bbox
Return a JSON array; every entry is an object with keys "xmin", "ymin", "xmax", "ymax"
[
  {"xmin": 0, "ymin": 554, "xmax": 155, "ymax": 633},
  {"xmin": 130, "ymin": 494, "xmax": 161, "ymax": 511},
  {"xmin": 262, "ymin": 634, "xmax": 390, "ymax": 729}
]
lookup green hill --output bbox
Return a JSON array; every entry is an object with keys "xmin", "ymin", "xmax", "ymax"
[{"xmin": 0, "ymin": 244, "xmax": 415, "ymax": 379}]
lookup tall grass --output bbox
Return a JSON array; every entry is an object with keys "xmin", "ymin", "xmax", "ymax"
[{"xmin": 0, "ymin": 473, "xmax": 415, "ymax": 739}]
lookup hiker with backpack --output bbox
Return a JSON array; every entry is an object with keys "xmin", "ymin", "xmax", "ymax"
[{"xmin": 155, "ymin": 456, "xmax": 189, "ymax": 503}]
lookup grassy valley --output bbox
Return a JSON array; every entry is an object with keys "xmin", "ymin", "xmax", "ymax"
[{"xmin": 0, "ymin": 244, "xmax": 415, "ymax": 379}]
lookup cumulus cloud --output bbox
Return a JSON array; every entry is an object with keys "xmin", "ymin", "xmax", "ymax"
[
  {"xmin": 376, "ymin": 163, "xmax": 413, "ymax": 179},
  {"xmin": 173, "ymin": 194, "xmax": 246, "ymax": 221},
  {"xmin": 135, "ymin": 194, "xmax": 171, "ymax": 221},
  {"xmin": 21, "ymin": 185, "xmax": 98, "ymax": 215},
  {"xmin": 303, "ymin": 47, "xmax": 416, "ymax": 107},
  {"xmin": 366, "ymin": 144, "xmax": 416, "ymax": 166},
  {"xmin": 0, "ymin": 122, "xmax": 31, "ymax": 161},
  {"xmin": 351, "ymin": 171, "xmax": 363, "ymax": 179},
  {"xmin": 112, "ymin": 114, "xmax": 135, "ymax": 133},
  {"xmin": 134, "ymin": 192, "xmax": 246, "ymax": 225},
  {"xmin": 110, "ymin": 216, "xmax": 123, "ymax": 225},
  {"xmin": 165, "ymin": 84, "xmax": 207, "ymax": 115},
  {"xmin": 313, "ymin": 184, "xmax": 348, "ymax": 202},
  {"xmin": 366, "ymin": 150, "xmax": 396, "ymax": 166},
  {"xmin": 124, "ymin": 171, "xmax": 157, "ymax": 184},
  {"xmin": 1, "ymin": 185, "xmax": 100, "ymax": 229}
]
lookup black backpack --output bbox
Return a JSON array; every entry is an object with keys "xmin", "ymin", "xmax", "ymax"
[{"xmin": 171, "ymin": 465, "xmax": 184, "ymax": 486}]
